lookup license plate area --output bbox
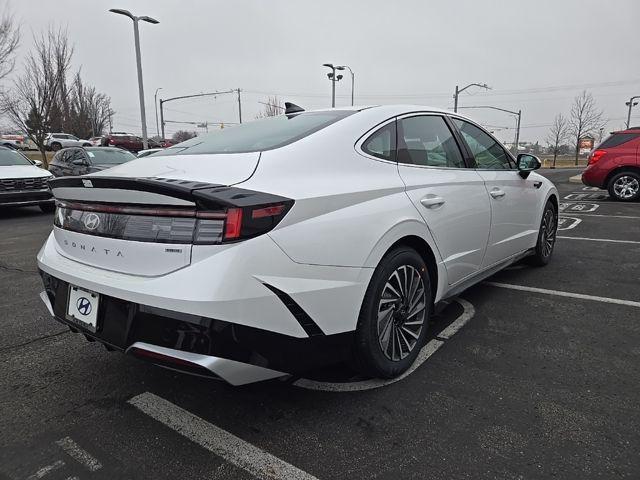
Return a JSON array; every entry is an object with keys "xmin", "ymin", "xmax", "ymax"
[{"xmin": 66, "ymin": 285, "xmax": 100, "ymax": 332}]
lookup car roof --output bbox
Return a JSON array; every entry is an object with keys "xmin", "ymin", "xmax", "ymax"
[{"xmin": 300, "ymin": 104, "xmax": 473, "ymax": 122}]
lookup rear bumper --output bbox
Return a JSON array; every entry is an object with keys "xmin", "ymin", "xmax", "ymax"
[
  {"xmin": 39, "ymin": 270, "xmax": 354, "ymax": 384},
  {"xmin": 581, "ymin": 165, "xmax": 606, "ymax": 188},
  {"xmin": 0, "ymin": 189, "xmax": 53, "ymax": 207}
]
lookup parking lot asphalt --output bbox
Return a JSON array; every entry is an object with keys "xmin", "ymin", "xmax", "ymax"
[{"xmin": 1, "ymin": 168, "xmax": 639, "ymax": 480}]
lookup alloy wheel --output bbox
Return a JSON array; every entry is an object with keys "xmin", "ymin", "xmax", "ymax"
[
  {"xmin": 377, "ymin": 265, "xmax": 426, "ymax": 361},
  {"xmin": 540, "ymin": 208, "xmax": 557, "ymax": 258},
  {"xmin": 613, "ymin": 175, "xmax": 639, "ymax": 200}
]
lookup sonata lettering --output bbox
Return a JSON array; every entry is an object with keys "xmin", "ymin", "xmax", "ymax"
[{"xmin": 63, "ymin": 239, "xmax": 123, "ymax": 257}]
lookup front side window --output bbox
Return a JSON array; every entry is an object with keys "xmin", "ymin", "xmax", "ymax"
[
  {"xmin": 453, "ymin": 118, "xmax": 513, "ymax": 170},
  {"xmin": 162, "ymin": 110, "xmax": 355, "ymax": 156},
  {"xmin": 362, "ymin": 122, "xmax": 396, "ymax": 161},
  {"xmin": 397, "ymin": 115, "xmax": 464, "ymax": 168}
]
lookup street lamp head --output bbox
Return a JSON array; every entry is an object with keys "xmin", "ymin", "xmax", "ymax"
[
  {"xmin": 109, "ymin": 8, "xmax": 134, "ymax": 19},
  {"xmin": 335, "ymin": 66, "xmax": 345, "ymax": 71},
  {"xmin": 139, "ymin": 15, "xmax": 159, "ymax": 24},
  {"xmin": 336, "ymin": 74, "xmax": 344, "ymax": 81},
  {"xmin": 327, "ymin": 73, "xmax": 334, "ymax": 80},
  {"xmin": 322, "ymin": 63, "xmax": 334, "ymax": 69}
]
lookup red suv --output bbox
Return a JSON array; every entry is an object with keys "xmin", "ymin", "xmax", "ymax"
[
  {"xmin": 102, "ymin": 133, "xmax": 160, "ymax": 152},
  {"xmin": 582, "ymin": 127, "xmax": 640, "ymax": 201}
]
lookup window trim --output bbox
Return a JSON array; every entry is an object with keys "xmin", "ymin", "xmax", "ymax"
[
  {"xmin": 448, "ymin": 115, "xmax": 517, "ymax": 171},
  {"xmin": 395, "ymin": 112, "xmax": 472, "ymax": 170}
]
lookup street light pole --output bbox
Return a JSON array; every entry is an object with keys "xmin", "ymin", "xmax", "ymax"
[
  {"xmin": 625, "ymin": 95, "xmax": 640, "ymax": 128},
  {"xmin": 154, "ymin": 87, "xmax": 162, "ymax": 138},
  {"xmin": 453, "ymin": 83, "xmax": 491, "ymax": 113},
  {"xmin": 109, "ymin": 9, "xmax": 158, "ymax": 150},
  {"xmin": 337, "ymin": 65, "xmax": 355, "ymax": 106},
  {"xmin": 323, "ymin": 63, "xmax": 344, "ymax": 108},
  {"xmin": 457, "ymin": 105, "xmax": 521, "ymax": 154}
]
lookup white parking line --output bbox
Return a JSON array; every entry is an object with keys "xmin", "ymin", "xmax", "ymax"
[
  {"xmin": 129, "ymin": 392, "xmax": 318, "ymax": 480},
  {"xmin": 56, "ymin": 436, "xmax": 102, "ymax": 472},
  {"xmin": 558, "ymin": 235, "xmax": 640, "ymax": 245},
  {"xmin": 564, "ymin": 213, "xmax": 640, "ymax": 220},
  {"xmin": 485, "ymin": 282, "xmax": 640, "ymax": 308},
  {"xmin": 557, "ymin": 216, "xmax": 582, "ymax": 231},
  {"xmin": 294, "ymin": 298, "xmax": 475, "ymax": 392},
  {"xmin": 26, "ymin": 460, "xmax": 65, "ymax": 480}
]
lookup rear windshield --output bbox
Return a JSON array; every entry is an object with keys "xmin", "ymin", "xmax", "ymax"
[
  {"xmin": 161, "ymin": 110, "xmax": 355, "ymax": 155},
  {"xmin": 86, "ymin": 148, "xmax": 136, "ymax": 165},
  {"xmin": 0, "ymin": 148, "xmax": 33, "ymax": 166},
  {"xmin": 598, "ymin": 133, "xmax": 640, "ymax": 149}
]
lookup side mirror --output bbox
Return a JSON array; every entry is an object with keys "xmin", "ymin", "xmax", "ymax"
[
  {"xmin": 72, "ymin": 159, "xmax": 87, "ymax": 166},
  {"xmin": 32, "ymin": 159, "xmax": 43, "ymax": 168},
  {"xmin": 517, "ymin": 153, "xmax": 541, "ymax": 179}
]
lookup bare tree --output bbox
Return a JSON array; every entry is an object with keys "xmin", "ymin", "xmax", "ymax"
[
  {"xmin": 546, "ymin": 113, "xmax": 570, "ymax": 168},
  {"xmin": 172, "ymin": 130, "xmax": 197, "ymax": 143},
  {"xmin": 255, "ymin": 96, "xmax": 284, "ymax": 118},
  {"xmin": 68, "ymin": 72, "xmax": 112, "ymax": 139},
  {"xmin": 0, "ymin": 3, "xmax": 20, "ymax": 81},
  {"xmin": 568, "ymin": 91, "xmax": 605, "ymax": 165},
  {"xmin": 1, "ymin": 28, "xmax": 73, "ymax": 164}
]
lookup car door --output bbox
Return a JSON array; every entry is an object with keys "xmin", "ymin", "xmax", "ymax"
[
  {"xmin": 396, "ymin": 114, "xmax": 491, "ymax": 285},
  {"xmin": 451, "ymin": 117, "xmax": 541, "ymax": 267},
  {"xmin": 69, "ymin": 148, "xmax": 90, "ymax": 175}
]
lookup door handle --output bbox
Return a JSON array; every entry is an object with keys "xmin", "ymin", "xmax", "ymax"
[
  {"xmin": 489, "ymin": 188, "xmax": 506, "ymax": 199},
  {"xmin": 420, "ymin": 195, "xmax": 446, "ymax": 208}
]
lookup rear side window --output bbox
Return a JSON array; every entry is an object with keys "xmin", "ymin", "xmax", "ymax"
[
  {"xmin": 362, "ymin": 122, "xmax": 396, "ymax": 161},
  {"xmin": 162, "ymin": 110, "xmax": 355, "ymax": 155},
  {"xmin": 598, "ymin": 133, "xmax": 640, "ymax": 149},
  {"xmin": 398, "ymin": 115, "xmax": 465, "ymax": 168}
]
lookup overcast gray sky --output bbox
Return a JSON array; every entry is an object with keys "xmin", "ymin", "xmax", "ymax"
[{"xmin": 9, "ymin": 0, "xmax": 640, "ymax": 143}]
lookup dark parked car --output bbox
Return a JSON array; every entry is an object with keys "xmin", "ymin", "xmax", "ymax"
[
  {"xmin": 48, "ymin": 147, "xmax": 136, "ymax": 177},
  {"xmin": 582, "ymin": 127, "xmax": 640, "ymax": 201},
  {"xmin": 102, "ymin": 133, "xmax": 160, "ymax": 152}
]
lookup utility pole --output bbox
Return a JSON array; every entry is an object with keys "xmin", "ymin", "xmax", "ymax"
[
  {"xmin": 159, "ymin": 89, "xmax": 236, "ymax": 141},
  {"xmin": 237, "ymin": 88, "xmax": 242, "ymax": 124},
  {"xmin": 514, "ymin": 109, "xmax": 521, "ymax": 155},
  {"xmin": 109, "ymin": 9, "xmax": 159, "ymax": 150},
  {"xmin": 625, "ymin": 95, "xmax": 640, "ymax": 128},
  {"xmin": 154, "ymin": 87, "xmax": 162, "ymax": 138},
  {"xmin": 453, "ymin": 83, "xmax": 491, "ymax": 113},
  {"xmin": 159, "ymin": 98, "xmax": 165, "ymax": 140}
]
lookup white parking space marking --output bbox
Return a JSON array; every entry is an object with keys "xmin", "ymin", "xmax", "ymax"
[
  {"xmin": 129, "ymin": 392, "xmax": 318, "ymax": 480},
  {"xmin": 581, "ymin": 187, "xmax": 601, "ymax": 191},
  {"xmin": 563, "ymin": 213, "xmax": 640, "ymax": 220},
  {"xmin": 557, "ymin": 216, "xmax": 582, "ymax": 231},
  {"xmin": 56, "ymin": 436, "xmax": 102, "ymax": 472},
  {"xmin": 558, "ymin": 236, "xmax": 640, "ymax": 245},
  {"xmin": 26, "ymin": 460, "xmax": 65, "ymax": 480},
  {"xmin": 564, "ymin": 193, "xmax": 609, "ymax": 200},
  {"xmin": 294, "ymin": 298, "xmax": 475, "ymax": 392},
  {"xmin": 485, "ymin": 282, "xmax": 640, "ymax": 308},
  {"xmin": 559, "ymin": 202, "xmax": 599, "ymax": 213}
]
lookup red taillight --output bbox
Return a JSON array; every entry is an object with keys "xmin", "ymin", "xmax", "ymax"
[
  {"xmin": 252, "ymin": 204, "xmax": 286, "ymax": 219},
  {"xmin": 223, "ymin": 208, "xmax": 243, "ymax": 240},
  {"xmin": 589, "ymin": 149, "xmax": 606, "ymax": 165}
]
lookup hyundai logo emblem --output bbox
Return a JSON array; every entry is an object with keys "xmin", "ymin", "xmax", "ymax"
[
  {"xmin": 83, "ymin": 213, "xmax": 100, "ymax": 231},
  {"xmin": 76, "ymin": 297, "xmax": 92, "ymax": 316}
]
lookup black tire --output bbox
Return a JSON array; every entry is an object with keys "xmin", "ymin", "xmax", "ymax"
[
  {"xmin": 353, "ymin": 247, "xmax": 431, "ymax": 378},
  {"xmin": 607, "ymin": 170, "xmax": 640, "ymax": 202},
  {"xmin": 39, "ymin": 202, "xmax": 55, "ymax": 213},
  {"xmin": 526, "ymin": 200, "xmax": 557, "ymax": 267},
  {"xmin": 51, "ymin": 142, "xmax": 62, "ymax": 151}
]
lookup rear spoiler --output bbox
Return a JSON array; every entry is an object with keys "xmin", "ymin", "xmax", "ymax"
[{"xmin": 48, "ymin": 176, "xmax": 290, "ymax": 209}]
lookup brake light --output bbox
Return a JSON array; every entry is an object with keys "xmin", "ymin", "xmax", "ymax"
[
  {"xmin": 223, "ymin": 208, "xmax": 243, "ymax": 240},
  {"xmin": 589, "ymin": 149, "xmax": 606, "ymax": 165},
  {"xmin": 252, "ymin": 204, "xmax": 286, "ymax": 219}
]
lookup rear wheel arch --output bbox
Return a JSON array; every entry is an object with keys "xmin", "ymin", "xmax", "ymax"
[{"xmin": 383, "ymin": 235, "xmax": 438, "ymax": 302}]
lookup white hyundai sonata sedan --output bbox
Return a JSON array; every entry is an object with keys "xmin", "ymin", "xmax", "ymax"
[{"xmin": 37, "ymin": 104, "xmax": 558, "ymax": 385}]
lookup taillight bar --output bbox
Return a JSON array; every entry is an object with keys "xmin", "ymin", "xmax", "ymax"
[{"xmin": 55, "ymin": 200, "xmax": 226, "ymax": 219}]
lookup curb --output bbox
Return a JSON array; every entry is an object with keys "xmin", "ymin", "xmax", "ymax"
[{"xmin": 569, "ymin": 175, "xmax": 582, "ymax": 184}]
